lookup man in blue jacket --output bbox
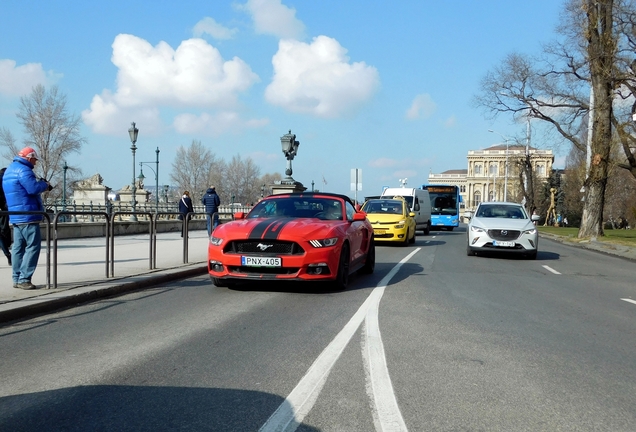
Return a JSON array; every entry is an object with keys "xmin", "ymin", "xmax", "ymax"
[
  {"xmin": 3, "ymin": 147, "xmax": 51, "ymax": 289},
  {"xmin": 201, "ymin": 186, "xmax": 221, "ymax": 235}
]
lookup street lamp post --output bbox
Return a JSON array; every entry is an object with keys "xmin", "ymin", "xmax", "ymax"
[
  {"xmin": 62, "ymin": 161, "xmax": 68, "ymax": 222},
  {"xmin": 139, "ymin": 147, "xmax": 160, "ymax": 213},
  {"xmin": 260, "ymin": 184, "xmax": 265, "ymax": 198},
  {"xmin": 128, "ymin": 122, "xmax": 139, "ymax": 221},
  {"xmin": 280, "ymin": 130, "xmax": 300, "ymax": 180},
  {"xmin": 163, "ymin": 185, "xmax": 170, "ymax": 203},
  {"xmin": 488, "ymin": 129, "xmax": 509, "ymax": 202}
]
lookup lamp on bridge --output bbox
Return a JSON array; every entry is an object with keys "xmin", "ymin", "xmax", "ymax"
[
  {"xmin": 128, "ymin": 122, "xmax": 139, "ymax": 221},
  {"xmin": 280, "ymin": 130, "xmax": 300, "ymax": 181}
]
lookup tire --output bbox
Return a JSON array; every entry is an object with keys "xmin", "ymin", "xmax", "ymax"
[
  {"xmin": 424, "ymin": 222, "xmax": 430, "ymax": 235},
  {"xmin": 360, "ymin": 238, "xmax": 375, "ymax": 274},
  {"xmin": 401, "ymin": 229, "xmax": 410, "ymax": 246},
  {"xmin": 409, "ymin": 229, "xmax": 416, "ymax": 244},
  {"xmin": 466, "ymin": 243, "xmax": 475, "ymax": 256},
  {"xmin": 213, "ymin": 278, "xmax": 234, "ymax": 287},
  {"xmin": 334, "ymin": 244, "xmax": 350, "ymax": 290}
]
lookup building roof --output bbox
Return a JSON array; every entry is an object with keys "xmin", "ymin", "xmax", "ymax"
[{"xmin": 441, "ymin": 169, "xmax": 467, "ymax": 174}]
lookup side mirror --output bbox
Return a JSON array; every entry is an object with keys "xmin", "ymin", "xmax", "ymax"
[
  {"xmin": 353, "ymin": 212, "xmax": 367, "ymax": 221},
  {"xmin": 409, "ymin": 212, "xmax": 416, "ymax": 217},
  {"xmin": 234, "ymin": 212, "xmax": 246, "ymax": 220},
  {"xmin": 414, "ymin": 203, "xmax": 420, "ymax": 211},
  {"xmin": 531, "ymin": 214, "xmax": 540, "ymax": 222}
]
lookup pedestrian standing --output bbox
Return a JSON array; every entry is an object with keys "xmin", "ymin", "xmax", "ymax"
[
  {"xmin": 0, "ymin": 167, "xmax": 12, "ymax": 265},
  {"xmin": 3, "ymin": 147, "xmax": 52, "ymax": 289},
  {"xmin": 201, "ymin": 186, "xmax": 221, "ymax": 235},
  {"xmin": 178, "ymin": 190, "xmax": 194, "ymax": 237}
]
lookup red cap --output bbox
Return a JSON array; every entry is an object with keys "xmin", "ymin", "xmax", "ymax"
[{"xmin": 18, "ymin": 146, "xmax": 39, "ymax": 160}]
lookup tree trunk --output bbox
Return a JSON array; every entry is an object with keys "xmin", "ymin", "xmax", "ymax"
[{"xmin": 578, "ymin": 0, "xmax": 614, "ymax": 239}]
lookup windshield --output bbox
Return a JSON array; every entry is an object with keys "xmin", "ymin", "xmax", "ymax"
[
  {"xmin": 429, "ymin": 192, "xmax": 457, "ymax": 216},
  {"xmin": 247, "ymin": 197, "xmax": 344, "ymax": 220},
  {"xmin": 362, "ymin": 199, "xmax": 404, "ymax": 215},
  {"xmin": 476, "ymin": 205, "xmax": 527, "ymax": 219}
]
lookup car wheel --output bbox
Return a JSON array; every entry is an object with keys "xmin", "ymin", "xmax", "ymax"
[
  {"xmin": 213, "ymin": 278, "xmax": 235, "ymax": 287},
  {"xmin": 360, "ymin": 238, "xmax": 375, "ymax": 274},
  {"xmin": 424, "ymin": 223, "xmax": 430, "ymax": 235},
  {"xmin": 401, "ymin": 230, "xmax": 410, "ymax": 246},
  {"xmin": 409, "ymin": 230, "xmax": 416, "ymax": 244},
  {"xmin": 448, "ymin": 227, "xmax": 454, "ymax": 231},
  {"xmin": 335, "ymin": 243, "xmax": 350, "ymax": 290},
  {"xmin": 466, "ymin": 243, "xmax": 475, "ymax": 256}
]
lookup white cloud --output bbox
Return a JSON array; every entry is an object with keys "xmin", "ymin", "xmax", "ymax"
[
  {"xmin": 238, "ymin": 0, "xmax": 304, "ymax": 39},
  {"xmin": 369, "ymin": 157, "xmax": 398, "ymax": 168},
  {"xmin": 264, "ymin": 36, "xmax": 379, "ymax": 118},
  {"xmin": 173, "ymin": 111, "xmax": 269, "ymax": 136},
  {"xmin": 0, "ymin": 59, "xmax": 60, "ymax": 97},
  {"xmin": 82, "ymin": 34, "xmax": 260, "ymax": 135},
  {"xmin": 193, "ymin": 17, "xmax": 238, "ymax": 40},
  {"xmin": 444, "ymin": 115, "xmax": 456, "ymax": 128},
  {"xmin": 406, "ymin": 93, "xmax": 436, "ymax": 120}
]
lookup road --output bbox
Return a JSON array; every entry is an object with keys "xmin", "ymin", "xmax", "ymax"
[{"xmin": 1, "ymin": 226, "xmax": 635, "ymax": 431}]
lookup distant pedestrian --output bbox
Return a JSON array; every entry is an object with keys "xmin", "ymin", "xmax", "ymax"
[
  {"xmin": 563, "ymin": 216, "xmax": 568, "ymax": 228},
  {"xmin": 201, "ymin": 186, "xmax": 221, "ymax": 235},
  {"xmin": 3, "ymin": 147, "xmax": 52, "ymax": 289},
  {"xmin": 178, "ymin": 191, "xmax": 194, "ymax": 237},
  {"xmin": 0, "ymin": 167, "xmax": 12, "ymax": 265}
]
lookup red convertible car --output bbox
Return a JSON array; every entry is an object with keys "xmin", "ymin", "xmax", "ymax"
[{"xmin": 207, "ymin": 192, "xmax": 375, "ymax": 289}]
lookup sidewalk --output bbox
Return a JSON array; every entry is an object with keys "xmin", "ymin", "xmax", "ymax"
[
  {"xmin": 0, "ymin": 230, "xmax": 210, "ymax": 323},
  {"xmin": 539, "ymin": 231, "xmax": 636, "ymax": 261}
]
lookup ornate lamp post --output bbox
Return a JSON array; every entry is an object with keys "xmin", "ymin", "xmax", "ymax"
[
  {"xmin": 128, "ymin": 122, "xmax": 139, "ymax": 221},
  {"xmin": 163, "ymin": 185, "xmax": 170, "ymax": 203},
  {"xmin": 62, "ymin": 161, "xmax": 68, "ymax": 222},
  {"xmin": 260, "ymin": 184, "xmax": 265, "ymax": 198},
  {"xmin": 139, "ymin": 147, "xmax": 160, "ymax": 213},
  {"xmin": 280, "ymin": 130, "xmax": 300, "ymax": 180}
]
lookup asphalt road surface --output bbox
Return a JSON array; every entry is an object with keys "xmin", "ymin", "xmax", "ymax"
[{"xmin": 1, "ymin": 226, "xmax": 635, "ymax": 431}]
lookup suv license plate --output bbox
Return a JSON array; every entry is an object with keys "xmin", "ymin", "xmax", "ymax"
[
  {"xmin": 493, "ymin": 240, "xmax": 515, "ymax": 247},
  {"xmin": 241, "ymin": 256, "xmax": 281, "ymax": 267}
]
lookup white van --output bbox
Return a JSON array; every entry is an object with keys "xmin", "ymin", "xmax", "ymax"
[{"xmin": 380, "ymin": 187, "xmax": 432, "ymax": 235}]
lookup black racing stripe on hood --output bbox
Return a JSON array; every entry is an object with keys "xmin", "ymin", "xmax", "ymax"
[
  {"xmin": 248, "ymin": 217, "xmax": 292, "ymax": 239},
  {"xmin": 261, "ymin": 218, "xmax": 294, "ymax": 239}
]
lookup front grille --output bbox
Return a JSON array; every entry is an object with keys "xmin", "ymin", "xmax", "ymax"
[
  {"xmin": 488, "ymin": 230, "xmax": 520, "ymax": 241},
  {"xmin": 374, "ymin": 233, "xmax": 394, "ymax": 239},
  {"xmin": 228, "ymin": 266, "xmax": 300, "ymax": 275},
  {"xmin": 224, "ymin": 240, "xmax": 304, "ymax": 255}
]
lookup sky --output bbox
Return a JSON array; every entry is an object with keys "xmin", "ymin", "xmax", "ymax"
[{"xmin": 0, "ymin": 0, "xmax": 566, "ymax": 199}]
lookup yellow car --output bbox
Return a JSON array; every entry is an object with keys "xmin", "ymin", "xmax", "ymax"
[{"xmin": 362, "ymin": 197, "xmax": 416, "ymax": 245}]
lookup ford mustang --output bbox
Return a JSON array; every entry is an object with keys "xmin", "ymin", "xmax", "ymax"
[
  {"xmin": 467, "ymin": 202, "xmax": 540, "ymax": 259},
  {"xmin": 361, "ymin": 197, "xmax": 416, "ymax": 245},
  {"xmin": 208, "ymin": 192, "xmax": 375, "ymax": 289}
]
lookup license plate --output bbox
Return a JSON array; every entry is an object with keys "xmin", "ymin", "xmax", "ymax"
[
  {"xmin": 493, "ymin": 240, "xmax": 515, "ymax": 247},
  {"xmin": 374, "ymin": 229, "xmax": 386, "ymax": 235},
  {"xmin": 241, "ymin": 256, "xmax": 282, "ymax": 267}
]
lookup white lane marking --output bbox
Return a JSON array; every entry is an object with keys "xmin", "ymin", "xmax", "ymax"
[
  {"xmin": 542, "ymin": 265, "xmax": 561, "ymax": 275},
  {"xmin": 260, "ymin": 249, "xmax": 420, "ymax": 432},
  {"xmin": 363, "ymin": 251, "xmax": 419, "ymax": 432},
  {"xmin": 621, "ymin": 298, "xmax": 636, "ymax": 306}
]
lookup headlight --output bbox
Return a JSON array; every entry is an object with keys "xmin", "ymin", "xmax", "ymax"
[
  {"xmin": 523, "ymin": 228, "xmax": 537, "ymax": 235},
  {"xmin": 394, "ymin": 220, "xmax": 406, "ymax": 229},
  {"xmin": 470, "ymin": 225, "xmax": 486, "ymax": 233},
  {"xmin": 209, "ymin": 236, "xmax": 223, "ymax": 246},
  {"xmin": 309, "ymin": 237, "xmax": 339, "ymax": 248}
]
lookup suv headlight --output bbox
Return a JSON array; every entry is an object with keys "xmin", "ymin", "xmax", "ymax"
[
  {"xmin": 470, "ymin": 225, "xmax": 486, "ymax": 233},
  {"xmin": 310, "ymin": 237, "xmax": 338, "ymax": 248},
  {"xmin": 523, "ymin": 228, "xmax": 537, "ymax": 235}
]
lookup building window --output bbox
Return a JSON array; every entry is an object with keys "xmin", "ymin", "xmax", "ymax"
[
  {"xmin": 473, "ymin": 191, "xmax": 481, "ymax": 207},
  {"xmin": 537, "ymin": 164, "xmax": 545, "ymax": 176},
  {"xmin": 475, "ymin": 165, "xmax": 482, "ymax": 175},
  {"xmin": 489, "ymin": 163, "xmax": 498, "ymax": 176},
  {"xmin": 460, "ymin": 185, "xmax": 466, "ymax": 192}
]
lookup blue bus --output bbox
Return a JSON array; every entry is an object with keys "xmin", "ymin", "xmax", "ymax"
[{"xmin": 421, "ymin": 185, "xmax": 461, "ymax": 230}]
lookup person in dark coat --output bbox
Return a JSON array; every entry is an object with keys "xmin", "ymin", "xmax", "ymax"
[
  {"xmin": 201, "ymin": 186, "xmax": 221, "ymax": 235},
  {"xmin": 0, "ymin": 167, "xmax": 12, "ymax": 265},
  {"xmin": 178, "ymin": 191, "xmax": 194, "ymax": 237}
]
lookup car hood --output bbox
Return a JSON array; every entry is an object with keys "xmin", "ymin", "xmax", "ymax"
[
  {"xmin": 471, "ymin": 217, "xmax": 535, "ymax": 231},
  {"xmin": 365, "ymin": 213, "xmax": 406, "ymax": 224},
  {"xmin": 214, "ymin": 217, "xmax": 341, "ymax": 240}
]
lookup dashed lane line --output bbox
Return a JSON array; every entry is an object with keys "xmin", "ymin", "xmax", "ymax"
[
  {"xmin": 542, "ymin": 265, "xmax": 561, "ymax": 275},
  {"xmin": 621, "ymin": 298, "xmax": 636, "ymax": 306}
]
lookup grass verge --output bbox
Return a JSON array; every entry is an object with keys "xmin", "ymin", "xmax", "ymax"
[{"xmin": 538, "ymin": 226, "xmax": 636, "ymax": 246}]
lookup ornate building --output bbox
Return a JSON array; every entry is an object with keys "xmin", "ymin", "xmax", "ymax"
[{"xmin": 428, "ymin": 145, "xmax": 554, "ymax": 216}]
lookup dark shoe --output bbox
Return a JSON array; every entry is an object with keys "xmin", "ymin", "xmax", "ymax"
[{"xmin": 16, "ymin": 282, "xmax": 36, "ymax": 290}]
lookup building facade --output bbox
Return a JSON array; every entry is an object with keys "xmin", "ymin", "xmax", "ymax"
[{"xmin": 428, "ymin": 145, "xmax": 554, "ymax": 217}]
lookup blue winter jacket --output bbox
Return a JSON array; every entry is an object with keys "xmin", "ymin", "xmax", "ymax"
[{"xmin": 2, "ymin": 156, "xmax": 49, "ymax": 224}]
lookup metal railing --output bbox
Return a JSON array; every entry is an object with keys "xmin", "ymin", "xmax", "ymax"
[{"xmin": 1, "ymin": 209, "xmax": 220, "ymax": 289}]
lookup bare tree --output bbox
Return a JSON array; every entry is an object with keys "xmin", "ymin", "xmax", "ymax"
[
  {"xmin": 0, "ymin": 84, "xmax": 86, "ymax": 201},
  {"xmin": 223, "ymin": 154, "xmax": 261, "ymax": 205},
  {"xmin": 169, "ymin": 140, "xmax": 219, "ymax": 203},
  {"xmin": 258, "ymin": 172, "xmax": 283, "ymax": 198},
  {"xmin": 473, "ymin": 0, "xmax": 631, "ymax": 238}
]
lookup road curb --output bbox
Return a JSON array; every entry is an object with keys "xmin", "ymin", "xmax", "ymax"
[{"xmin": 0, "ymin": 265, "xmax": 209, "ymax": 324}]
